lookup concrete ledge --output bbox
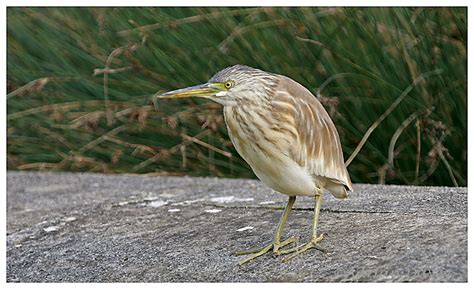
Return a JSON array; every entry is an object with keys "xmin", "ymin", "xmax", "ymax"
[{"xmin": 7, "ymin": 171, "xmax": 467, "ymax": 282}]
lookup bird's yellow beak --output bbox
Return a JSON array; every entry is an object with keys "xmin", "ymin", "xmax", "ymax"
[{"xmin": 155, "ymin": 83, "xmax": 224, "ymax": 99}]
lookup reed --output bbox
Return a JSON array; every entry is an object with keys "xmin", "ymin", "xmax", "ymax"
[{"xmin": 7, "ymin": 7, "xmax": 466, "ymax": 186}]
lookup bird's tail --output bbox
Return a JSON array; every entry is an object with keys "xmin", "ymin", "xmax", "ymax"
[{"xmin": 324, "ymin": 182, "xmax": 349, "ymax": 199}]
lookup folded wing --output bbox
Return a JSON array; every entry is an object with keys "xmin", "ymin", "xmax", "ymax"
[{"xmin": 273, "ymin": 76, "xmax": 353, "ymax": 198}]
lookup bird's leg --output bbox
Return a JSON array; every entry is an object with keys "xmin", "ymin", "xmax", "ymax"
[
  {"xmin": 236, "ymin": 196, "xmax": 298, "ymax": 265},
  {"xmin": 273, "ymin": 196, "xmax": 297, "ymax": 252},
  {"xmin": 280, "ymin": 190, "xmax": 326, "ymax": 263}
]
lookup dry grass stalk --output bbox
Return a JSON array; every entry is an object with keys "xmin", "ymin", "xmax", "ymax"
[
  {"xmin": 415, "ymin": 119, "xmax": 421, "ymax": 183},
  {"xmin": 117, "ymin": 8, "xmax": 267, "ymax": 37},
  {"xmin": 132, "ymin": 130, "xmax": 211, "ymax": 172},
  {"xmin": 17, "ymin": 162, "xmax": 57, "ymax": 171},
  {"xmin": 388, "ymin": 110, "xmax": 427, "ymax": 168},
  {"xmin": 345, "ymin": 69, "xmax": 443, "ymax": 167},
  {"xmin": 7, "ymin": 76, "xmax": 82, "ymax": 100},
  {"xmin": 93, "ymin": 66, "xmax": 133, "ymax": 76},
  {"xmin": 180, "ymin": 132, "xmax": 232, "ymax": 158},
  {"xmin": 103, "ymin": 135, "xmax": 156, "ymax": 155},
  {"xmin": 101, "ymin": 42, "xmax": 142, "ymax": 126}
]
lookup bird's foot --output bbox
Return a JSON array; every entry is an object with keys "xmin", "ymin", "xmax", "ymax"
[
  {"xmin": 235, "ymin": 236, "xmax": 298, "ymax": 265},
  {"xmin": 278, "ymin": 233, "xmax": 326, "ymax": 263}
]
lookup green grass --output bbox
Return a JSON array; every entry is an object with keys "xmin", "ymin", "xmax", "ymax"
[{"xmin": 7, "ymin": 7, "xmax": 467, "ymax": 186}]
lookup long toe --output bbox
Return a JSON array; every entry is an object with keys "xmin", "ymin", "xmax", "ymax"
[
  {"xmin": 281, "ymin": 234, "xmax": 325, "ymax": 263},
  {"xmin": 237, "ymin": 237, "xmax": 298, "ymax": 265}
]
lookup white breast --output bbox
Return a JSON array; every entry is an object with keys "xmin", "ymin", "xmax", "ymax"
[{"xmin": 223, "ymin": 106, "xmax": 317, "ymax": 197}]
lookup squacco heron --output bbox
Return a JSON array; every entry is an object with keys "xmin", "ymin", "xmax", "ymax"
[{"xmin": 156, "ymin": 65, "xmax": 353, "ymax": 264}]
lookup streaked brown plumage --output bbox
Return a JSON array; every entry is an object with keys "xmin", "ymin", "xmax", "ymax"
[
  {"xmin": 157, "ymin": 64, "xmax": 352, "ymax": 264},
  {"xmin": 222, "ymin": 69, "xmax": 352, "ymax": 199}
]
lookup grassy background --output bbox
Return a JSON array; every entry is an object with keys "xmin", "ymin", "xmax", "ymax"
[{"xmin": 7, "ymin": 7, "xmax": 467, "ymax": 186}]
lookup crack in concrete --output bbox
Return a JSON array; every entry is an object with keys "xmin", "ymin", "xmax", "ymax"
[{"xmin": 203, "ymin": 203, "xmax": 393, "ymax": 214}]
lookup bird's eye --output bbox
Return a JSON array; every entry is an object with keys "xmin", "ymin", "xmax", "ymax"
[{"xmin": 224, "ymin": 81, "xmax": 234, "ymax": 89}]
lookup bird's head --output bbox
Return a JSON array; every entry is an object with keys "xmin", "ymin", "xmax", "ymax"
[{"xmin": 155, "ymin": 65, "xmax": 277, "ymax": 107}]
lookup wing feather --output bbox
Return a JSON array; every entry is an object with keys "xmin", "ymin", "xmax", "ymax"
[{"xmin": 273, "ymin": 76, "xmax": 353, "ymax": 194}]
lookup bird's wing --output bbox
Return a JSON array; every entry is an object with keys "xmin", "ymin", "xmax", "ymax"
[{"xmin": 273, "ymin": 76, "xmax": 353, "ymax": 193}]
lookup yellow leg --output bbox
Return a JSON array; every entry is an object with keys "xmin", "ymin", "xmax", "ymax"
[
  {"xmin": 236, "ymin": 196, "xmax": 297, "ymax": 265},
  {"xmin": 280, "ymin": 191, "xmax": 326, "ymax": 263}
]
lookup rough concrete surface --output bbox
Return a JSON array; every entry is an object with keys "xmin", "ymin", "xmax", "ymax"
[{"xmin": 6, "ymin": 171, "xmax": 467, "ymax": 282}]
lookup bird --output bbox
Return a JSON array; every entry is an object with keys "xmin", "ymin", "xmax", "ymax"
[{"xmin": 155, "ymin": 64, "xmax": 353, "ymax": 264}]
